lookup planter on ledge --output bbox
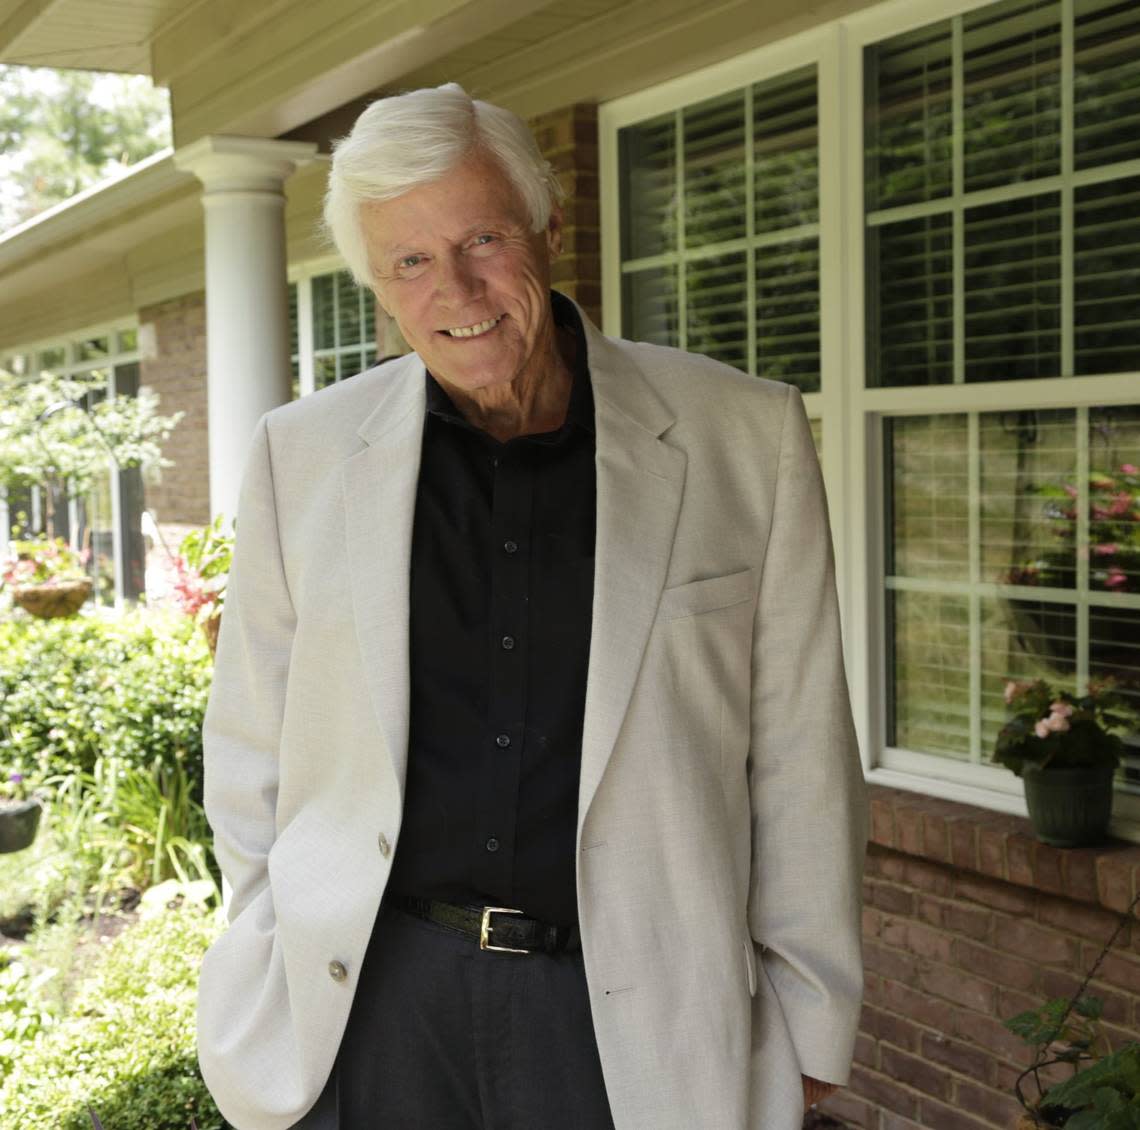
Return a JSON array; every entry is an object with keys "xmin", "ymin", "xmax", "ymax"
[
  {"xmin": 0, "ymin": 797, "xmax": 43, "ymax": 853},
  {"xmin": 1022, "ymin": 763, "xmax": 1114, "ymax": 848}
]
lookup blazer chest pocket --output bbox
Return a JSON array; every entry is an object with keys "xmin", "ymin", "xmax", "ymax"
[{"xmin": 657, "ymin": 568, "xmax": 754, "ymax": 623}]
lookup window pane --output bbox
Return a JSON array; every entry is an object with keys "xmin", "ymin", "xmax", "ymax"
[
  {"xmin": 964, "ymin": 193, "xmax": 1061, "ymax": 382},
  {"xmin": 890, "ymin": 589, "xmax": 971, "ymax": 758},
  {"xmin": 887, "ymin": 415, "xmax": 969, "ymax": 581},
  {"xmin": 619, "ymin": 113, "xmax": 676, "ymax": 261},
  {"xmin": 1075, "ymin": 176, "xmax": 1140, "ymax": 376},
  {"xmin": 1089, "ymin": 405, "xmax": 1140, "ymax": 594},
  {"xmin": 686, "ymin": 252, "xmax": 747, "ymax": 371},
  {"xmin": 864, "ymin": 22, "xmax": 953, "ymax": 210},
  {"xmin": 980, "ymin": 409, "xmax": 1076, "ymax": 587},
  {"xmin": 117, "ymin": 328, "xmax": 138, "ymax": 352},
  {"xmin": 76, "ymin": 337, "xmax": 109, "ymax": 363},
  {"xmin": 754, "ymin": 66, "xmax": 818, "ymax": 234},
  {"xmin": 684, "ymin": 91, "xmax": 746, "ymax": 249},
  {"xmin": 314, "ymin": 354, "xmax": 337, "ymax": 391},
  {"xmin": 756, "ymin": 237, "xmax": 820, "ymax": 391},
  {"xmin": 868, "ymin": 214, "xmax": 953, "ymax": 388},
  {"xmin": 622, "ymin": 267, "xmax": 678, "ymax": 347},
  {"xmin": 363, "ymin": 294, "xmax": 376, "ymax": 348},
  {"xmin": 312, "ymin": 275, "xmax": 336, "ymax": 351},
  {"xmin": 38, "ymin": 347, "xmax": 65, "ymax": 370},
  {"xmin": 962, "ymin": 0, "xmax": 1061, "ymax": 193},
  {"xmin": 336, "ymin": 271, "xmax": 362, "ymax": 345},
  {"xmin": 287, "ymin": 283, "xmax": 299, "ymax": 359},
  {"xmin": 1074, "ymin": 0, "xmax": 1140, "ymax": 170}
]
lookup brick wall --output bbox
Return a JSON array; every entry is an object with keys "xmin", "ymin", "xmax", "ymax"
[
  {"xmin": 529, "ymin": 103, "xmax": 601, "ymax": 327},
  {"xmin": 819, "ymin": 787, "xmax": 1140, "ymax": 1129},
  {"xmin": 138, "ymin": 292, "xmax": 210, "ymax": 529}
]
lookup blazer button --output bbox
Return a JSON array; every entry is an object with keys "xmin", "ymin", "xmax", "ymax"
[
  {"xmin": 378, "ymin": 832, "xmax": 391, "ymax": 857},
  {"xmin": 328, "ymin": 960, "xmax": 348, "ymax": 983}
]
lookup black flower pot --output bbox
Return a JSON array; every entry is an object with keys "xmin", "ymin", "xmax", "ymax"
[
  {"xmin": 1022, "ymin": 764, "xmax": 1114, "ymax": 847},
  {"xmin": 0, "ymin": 797, "xmax": 43, "ymax": 853}
]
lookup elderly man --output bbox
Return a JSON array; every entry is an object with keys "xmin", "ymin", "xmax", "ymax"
[{"xmin": 196, "ymin": 83, "xmax": 867, "ymax": 1130}]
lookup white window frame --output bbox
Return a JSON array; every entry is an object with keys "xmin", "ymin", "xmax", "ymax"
[
  {"xmin": 1, "ymin": 320, "xmax": 141, "ymax": 610},
  {"xmin": 601, "ymin": 0, "xmax": 1140, "ymax": 838}
]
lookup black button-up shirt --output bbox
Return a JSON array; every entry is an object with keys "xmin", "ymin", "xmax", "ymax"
[{"xmin": 385, "ymin": 294, "xmax": 596, "ymax": 927}]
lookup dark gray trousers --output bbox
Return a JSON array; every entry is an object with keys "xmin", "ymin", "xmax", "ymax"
[{"xmin": 290, "ymin": 899, "xmax": 616, "ymax": 1130}]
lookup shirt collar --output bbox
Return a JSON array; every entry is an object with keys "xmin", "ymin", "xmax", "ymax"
[{"xmin": 424, "ymin": 291, "xmax": 594, "ymax": 438}]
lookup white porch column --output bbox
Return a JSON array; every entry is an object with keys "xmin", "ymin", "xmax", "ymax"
[{"xmin": 174, "ymin": 136, "xmax": 318, "ymax": 527}]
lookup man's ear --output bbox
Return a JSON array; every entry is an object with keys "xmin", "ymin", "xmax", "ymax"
[{"xmin": 545, "ymin": 205, "xmax": 564, "ymax": 260}]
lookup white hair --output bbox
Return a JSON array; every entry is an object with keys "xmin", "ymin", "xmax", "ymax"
[{"xmin": 323, "ymin": 83, "xmax": 564, "ymax": 286}]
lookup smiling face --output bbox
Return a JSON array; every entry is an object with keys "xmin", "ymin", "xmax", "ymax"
[{"xmin": 361, "ymin": 148, "xmax": 563, "ymax": 399}]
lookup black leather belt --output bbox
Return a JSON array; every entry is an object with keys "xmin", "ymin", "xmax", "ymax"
[{"xmin": 386, "ymin": 895, "xmax": 581, "ymax": 955}]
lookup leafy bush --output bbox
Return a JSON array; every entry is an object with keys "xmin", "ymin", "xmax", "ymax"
[
  {"xmin": 0, "ymin": 892, "xmax": 226, "ymax": 1130},
  {"xmin": 0, "ymin": 608, "xmax": 212, "ymax": 795}
]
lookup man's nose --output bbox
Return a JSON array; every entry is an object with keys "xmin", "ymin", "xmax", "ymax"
[{"xmin": 436, "ymin": 253, "xmax": 482, "ymax": 302}]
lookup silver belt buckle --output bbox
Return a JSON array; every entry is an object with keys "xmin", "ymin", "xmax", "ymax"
[{"xmin": 480, "ymin": 906, "xmax": 530, "ymax": 953}]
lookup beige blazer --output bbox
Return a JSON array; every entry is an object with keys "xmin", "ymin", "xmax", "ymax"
[{"xmin": 196, "ymin": 300, "xmax": 868, "ymax": 1130}]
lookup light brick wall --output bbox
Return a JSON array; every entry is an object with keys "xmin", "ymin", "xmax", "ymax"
[
  {"xmin": 821, "ymin": 787, "xmax": 1140, "ymax": 1129},
  {"xmin": 138, "ymin": 292, "xmax": 210, "ymax": 528},
  {"xmin": 529, "ymin": 103, "xmax": 601, "ymax": 328}
]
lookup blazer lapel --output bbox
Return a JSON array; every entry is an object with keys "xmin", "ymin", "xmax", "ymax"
[
  {"xmin": 342, "ymin": 356, "xmax": 426, "ymax": 806},
  {"xmin": 577, "ymin": 321, "xmax": 687, "ymax": 840}
]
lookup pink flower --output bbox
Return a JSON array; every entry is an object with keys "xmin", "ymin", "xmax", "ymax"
[
  {"xmin": 1106, "ymin": 568, "xmax": 1128, "ymax": 590},
  {"xmin": 1122, "ymin": 464, "xmax": 1138, "ymax": 475},
  {"xmin": 1063, "ymin": 484, "xmax": 1079, "ymax": 498},
  {"xmin": 1034, "ymin": 719, "xmax": 1051, "ymax": 739},
  {"xmin": 1093, "ymin": 543, "xmax": 1118, "ymax": 556},
  {"xmin": 1048, "ymin": 702, "xmax": 1073, "ymax": 718},
  {"xmin": 1003, "ymin": 681, "xmax": 1019, "ymax": 705},
  {"xmin": 1045, "ymin": 712, "xmax": 1071, "ymax": 733}
]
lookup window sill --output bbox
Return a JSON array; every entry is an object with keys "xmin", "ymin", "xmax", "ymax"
[{"xmin": 868, "ymin": 784, "xmax": 1140, "ymax": 916}]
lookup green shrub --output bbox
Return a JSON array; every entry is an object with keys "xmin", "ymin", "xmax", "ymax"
[
  {"xmin": 0, "ymin": 892, "xmax": 226, "ymax": 1130},
  {"xmin": 0, "ymin": 608, "xmax": 212, "ymax": 796}
]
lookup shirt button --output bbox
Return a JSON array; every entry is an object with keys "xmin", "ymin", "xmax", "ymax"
[
  {"xmin": 496, "ymin": 733, "xmax": 511, "ymax": 748},
  {"xmin": 503, "ymin": 539, "xmax": 518, "ymax": 554},
  {"xmin": 501, "ymin": 635, "xmax": 515, "ymax": 650},
  {"xmin": 486, "ymin": 837, "xmax": 500, "ymax": 852},
  {"xmin": 328, "ymin": 960, "xmax": 348, "ymax": 982},
  {"xmin": 378, "ymin": 833, "xmax": 391, "ymax": 857}
]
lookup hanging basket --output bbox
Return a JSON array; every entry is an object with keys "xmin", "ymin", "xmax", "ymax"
[
  {"xmin": 1022, "ymin": 763, "xmax": 1114, "ymax": 848},
  {"xmin": 0, "ymin": 797, "xmax": 43, "ymax": 854},
  {"xmin": 10, "ymin": 578, "xmax": 93, "ymax": 619}
]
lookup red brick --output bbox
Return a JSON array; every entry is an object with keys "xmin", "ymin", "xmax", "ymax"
[
  {"xmin": 955, "ymin": 876, "xmax": 1037, "ymax": 916},
  {"xmin": 892, "ymin": 921, "xmax": 955, "ymax": 963},
  {"xmin": 897, "ymin": 805, "xmax": 924, "ymax": 855},
  {"xmin": 1093, "ymin": 950, "xmax": 1140, "ymax": 996},
  {"xmin": 880, "ymin": 1043, "xmax": 952, "ymax": 1100},
  {"xmin": 917, "ymin": 896, "xmax": 993, "ymax": 942},
  {"xmin": 997, "ymin": 987, "xmax": 1040, "ymax": 1024},
  {"xmin": 819, "ymin": 1087, "xmax": 876, "ymax": 1127},
  {"xmin": 1038, "ymin": 894, "xmax": 1127, "ymax": 943},
  {"xmin": 868, "ymin": 879, "xmax": 916, "ymax": 916},
  {"xmin": 950, "ymin": 820, "xmax": 979, "ymax": 871},
  {"xmin": 954, "ymin": 939, "xmax": 1039, "ymax": 992},
  {"xmin": 1098, "ymin": 855, "xmax": 1135, "ymax": 914},
  {"xmin": 871, "ymin": 796, "xmax": 896, "ymax": 847},
  {"xmin": 917, "ymin": 1095, "xmax": 996, "ymax": 1130},
  {"xmin": 854, "ymin": 1030, "xmax": 877, "ymax": 1067},
  {"xmin": 880, "ymin": 978, "xmax": 958, "ymax": 1031},
  {"xmin": 902, "ymin": 857, "xmax": 956, "ymax": 897},
  {"xmin": 865, "ymin": 939, "xmax": 919, "ymax": 984},
  {"xmin": 920, "ymin": 1031, "xmax": 993, "ymax": 1081},
  {"xmin": 1049, "ymin": 971, "xmax": 1131, "ymax": 1025},
  {"xmin": 1006, "ymin": 834, "xmax": 1036, "ymax": 887},
  {"xmin": 978, "ymin": 826, "xmax": 1008, "ymax": 880},
  {"xmin": 848, "ymin": 1064, "xmax": 920, "ymax": 1117},
  {"xmin": 1062, "ymin": 848, "xmax": 1098, "ymax": 904},
  {"xmin": 1034, "ymin": 844, "xmax": 1066, "ymax": 895},
  {"xmin": 950, "ymin": 1077, "xmax": 1024, "ymax": 1124},
  {"xmin": 863, "ymin": 906, "xmax": 884, "ymax": 938},
  {"xmin": 880, "ymin": 1115, "xmax": 927, "ymax": 1130},
  {"xmin": 952, "ymin": 1008, "xmax": 1033, "ymax": 1063},
  {"xmin": 923, "ymin": 811, "xmax": 951, "ymax": 862},
  {"xmin": 991, "ymin": 917, "xmax": 1077, "ymax": 966},
  {"xmin": 919, "ymin": 961, "xmax": 996, "ymax": 1014},
  {"xmin": 861, "ymin": 1005, "xmax": 926, "ymax": 1053}
]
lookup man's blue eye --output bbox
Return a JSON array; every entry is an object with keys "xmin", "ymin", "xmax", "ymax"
[{"xmin": 474, "ymin": 234, "xmax": 494, "ymax": 245}]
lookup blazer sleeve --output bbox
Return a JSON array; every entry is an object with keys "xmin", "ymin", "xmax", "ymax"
[
  {"xmin": 202, "ymin": 412, "xmax": 297, "ymax": 926},
  {"xmin": 746, "ymin": 383, "xmax": 869, "ymax": 1085}
]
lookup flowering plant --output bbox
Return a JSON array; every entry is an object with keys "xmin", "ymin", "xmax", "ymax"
[
  {"xmin": 993, "ymin": 678, "xmax": 1131, "ymax": 776},
  {"xmin": 0, "ymin": 770, "xmax": 28, "ymax": 804},
  {"xmin": 172, "ymin": 516, "xmax": 233, "ymax": 625},
  {"xmin": 1, "ymin": 532, "xmax": 90, "ymax": 589},
  {"xmin": 1006, "ymin": 463, "xmax": 1138, "ymax": 593}
]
